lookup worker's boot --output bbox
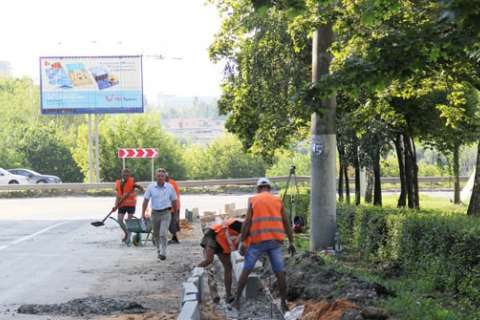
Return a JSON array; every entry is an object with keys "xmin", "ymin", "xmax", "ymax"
[{"xmin": 168, "ymin": 235, "xmax": 180, "ymax": 244}]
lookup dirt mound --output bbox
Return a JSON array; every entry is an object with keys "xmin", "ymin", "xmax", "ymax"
[
  {"xmin": 17, "ymin": 296, "xmax": 146, "ymax": 316},
  {"xmin": 180, "ymin": 219, "xmax": 193, "ymax": 231},
  {"xmin": 297, "ymin": 299, "xmax": 388, "ymax": 320},
  {"xmin": 301, "ymin": 299, "xmax": 359, "ymax": 320},
  {"xmin": 272, "ymin": 252, "xmax": 391, "ymax": 304}
]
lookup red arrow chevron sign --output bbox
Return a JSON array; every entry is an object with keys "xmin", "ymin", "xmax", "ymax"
[{"xmin": 117, "ymin": 148, "xmax": 158, "ymax": 159}]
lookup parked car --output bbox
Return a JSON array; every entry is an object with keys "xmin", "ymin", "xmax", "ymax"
[
  {"xmin": 8, "ymin": 169, "xmax": 62, "ymax": 184},
  {"xmin": 0, "ymin": 168, "xmax": 31, "ymax": 185}
]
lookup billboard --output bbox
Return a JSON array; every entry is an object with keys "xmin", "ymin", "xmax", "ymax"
[{"xmin": 40, "ymin": 55, "xmax": 143, "ymax": 114}]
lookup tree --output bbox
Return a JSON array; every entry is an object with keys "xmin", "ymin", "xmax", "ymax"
[
  {"xmin": 17, "ymin": 124, "xmax": 83, "ymax": 182},
  {"xmin": 184, "ymin": 134, "xmax": 267, "ymax": 179},
  {"xmin": 73, "ymin": 114, "xmax": 187, "ymax": 182}
]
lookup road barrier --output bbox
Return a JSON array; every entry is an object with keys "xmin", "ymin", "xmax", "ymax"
[{"xmin": 0, "ymin": 176, "xmax": 467, "ymax": 192}]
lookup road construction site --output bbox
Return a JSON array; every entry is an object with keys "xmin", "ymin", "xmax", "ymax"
[{"xmin": 1, "ymin": 194, "xmax": 398, "ymax": 320}]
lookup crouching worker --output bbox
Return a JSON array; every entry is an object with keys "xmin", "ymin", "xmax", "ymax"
[{"xmin": 198, "ymin": 219, "xmax": 245, "ymax": 304}]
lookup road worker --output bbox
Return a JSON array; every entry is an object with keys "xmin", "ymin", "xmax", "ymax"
[
  {"xmin": 166, "ymin": 173, "xmax": 181, "ymax": 244},
  {"xmin": 113, "ymin": 168, "xmax": 144, "ymax": 244},
  {"xmin": 198, "ymin": 218, "xmax": 245, "ymax": 304},
  {"xmin": 233, "ymin": 178, "xmax": 295, "ymax": 312}
]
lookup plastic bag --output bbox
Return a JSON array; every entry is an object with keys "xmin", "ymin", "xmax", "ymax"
[{"xmin": 284, "ymin": 305, "xmax": 305, "ymax": 320}]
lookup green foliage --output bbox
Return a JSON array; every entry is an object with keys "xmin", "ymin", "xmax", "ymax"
[
  {"xmin": 0, "ymin": 78, "xmax": 83, "ymax": 181},
  {"xmin": 266, "ymin": 147, "xmax": 310, "ymax": 177},
  {"xmin": 73, "ymin": 114, "xmax": 186, "ymax": 182},
  {"xmin": 17, "ymin": 124, "xmax": 83, "ymax": 182},
  {"xmin": 337, "ymin": 204, "xmax": 480, "ymax": 305},
  {"xmin": 183, "ymin": 134, "xmax": 267, "ymax": 179}
]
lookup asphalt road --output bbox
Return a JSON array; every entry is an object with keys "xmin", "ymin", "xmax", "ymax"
[{"xmin": 0, "ymin": 194, "xmax": 252, "ymax": 319}]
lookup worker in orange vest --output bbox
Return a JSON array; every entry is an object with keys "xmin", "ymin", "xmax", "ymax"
[
  {"xmin": 198, "ymin": 218, "xmax": 245, "ymax": 304},
  {"xmin": 166, "ymin": 173, "xmax": 181, "ymax": 244},
  {"xmin": 233, "ymin": 178, "xmax": 295, "ymax": 312},
  {"xmin": 114, "ymin": 168, "xmax": 144, "ymax": 243}
]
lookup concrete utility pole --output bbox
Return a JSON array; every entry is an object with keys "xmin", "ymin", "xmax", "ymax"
[{"xmin": 310, "ymin": 23, "xmax": 337, "ymax": 250}]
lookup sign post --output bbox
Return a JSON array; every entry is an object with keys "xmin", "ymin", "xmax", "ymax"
[{"xmin": 117, "ymin": 148, "xmax": 159, "ymax": 181}]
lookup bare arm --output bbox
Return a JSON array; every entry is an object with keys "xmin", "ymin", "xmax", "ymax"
[
  {"xmin": 142, "ymin": 198, "xmax": 149, "ymax": 218},
  {"xmin": 239, "ymin": 201, "xmax": 253, "ymax": 243},
  {"xmin": 171, "ymin": 199, "xmax": 177, "ymax": 211},
  {"xmin": 281, "ymin": 204, "xmax": 294, "ymax": 244}
]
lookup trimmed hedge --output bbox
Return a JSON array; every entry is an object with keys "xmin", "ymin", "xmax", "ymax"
[{"xmin": 337, "ymin": 204, "xmax": 480, "ymax": 305}]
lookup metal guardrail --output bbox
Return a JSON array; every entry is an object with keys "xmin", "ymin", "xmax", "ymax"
[{"xmin": 0, "ymin": 176, "xmax": 468, "ymax": 192}]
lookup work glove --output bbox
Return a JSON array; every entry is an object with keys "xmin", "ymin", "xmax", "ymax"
[{"xmin": 288, "ymin": 244, "xmax": 296, "ymax": 257}]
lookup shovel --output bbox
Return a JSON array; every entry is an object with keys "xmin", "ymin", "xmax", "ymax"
[
  {"xmin": 91, "ymin": 207, "xmax": 118, "ymax": 227},
  {"xmin": 91, "ymin": 192, "xmax": 133, "ymax": 227}
]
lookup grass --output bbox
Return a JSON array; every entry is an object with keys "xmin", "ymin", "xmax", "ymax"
[{"xmin": 376, "ymin": 194, "xmax": 467, "ymax": 213}]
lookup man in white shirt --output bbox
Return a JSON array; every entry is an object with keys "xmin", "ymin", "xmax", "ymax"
[{"xmin": 142, "ymin": 168, "xmax": 177, "ymax": 260}]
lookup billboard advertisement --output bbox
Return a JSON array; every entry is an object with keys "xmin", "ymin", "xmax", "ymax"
[{"xmin": 40, "ymin": 55, "xmax": 143, "ymax": 114}]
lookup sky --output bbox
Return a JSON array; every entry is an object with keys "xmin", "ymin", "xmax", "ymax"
[{"xmin": 0, "ymin": 0, "xmax": 225, "ymax": 101}]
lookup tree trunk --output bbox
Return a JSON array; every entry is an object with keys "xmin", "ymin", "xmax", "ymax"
[
  {"xmin": 373, "ymin": 147, "xmax": 382, "ymax": 206},
  {"xmin": 394, "ymin": 133, "xmax": 407, "ymax": 208},
  {"xmin": 411, "ymin": 138, "xmax": 420, "ymax": 208},
  {"xmin": 467, "ymin": 142, "xmax": 480, "ymax": 216},
  {"xmin": 453, "ymin": 143, "xmax": 461, "ymax": 204},
  {"xmin": 404, "ymin": 133, "xmax": 416, "ymax": 209},
  {"xmin": 354, "ymin": 144, "xmax": 361, "ymax": 205},
  {"xmin": 365, "ymin": 167, "xmax": 374, "ymax": 204},
  {"xmin": 345, "ymin": 164, "xmax": 351, "ymax": 204},
  {"xmin": 338, "ymin": 146, "xmax": 345, "ymax": 202},
  {"xmin": 338, "ymin": 163, "xmax": 344, "ymax": 202}
]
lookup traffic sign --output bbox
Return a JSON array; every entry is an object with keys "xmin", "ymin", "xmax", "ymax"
[{"xmin": 117, "ymin": 148, "xmax": 158, "ymax": 159}]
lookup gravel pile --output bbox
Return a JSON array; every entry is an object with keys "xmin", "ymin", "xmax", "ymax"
[{"xmin": 17, "ymin": 296, "xmax": 146, "ymax": 316}]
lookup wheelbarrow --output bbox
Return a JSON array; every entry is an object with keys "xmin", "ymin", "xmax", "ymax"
[{"xmin": 109, "ymin": 216, "xmax": 153, "ymax": 247}]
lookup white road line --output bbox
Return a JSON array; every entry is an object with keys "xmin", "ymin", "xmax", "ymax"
[{"xmin": 0, "ymin": 222, "xmax": 68, "ymax": 251}]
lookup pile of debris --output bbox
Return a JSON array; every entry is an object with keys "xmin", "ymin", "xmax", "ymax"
[
  {"xmin": 263, "ymin": 252, "xmax": 393, "ymax": 320},
  {"xmin": 17, "ymin": 296, "xmax": 146, "ymax": 317}
]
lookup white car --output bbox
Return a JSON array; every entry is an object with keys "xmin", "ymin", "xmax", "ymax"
[{"xmin": 0, "ymin": 168, "xmax": 31, "ymax": 185}]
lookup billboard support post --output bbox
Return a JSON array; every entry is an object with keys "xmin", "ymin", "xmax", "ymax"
[
  {"xmin": 87, "ymin": 114, "xmax": 93, "ymax": 183},
  {"xmin": 151, "ymin": 158, "xmax": 155, "ymax": 182},
  {"xmin": 94, "ymin": 115, "xmax": 100, "ymax": 182}
]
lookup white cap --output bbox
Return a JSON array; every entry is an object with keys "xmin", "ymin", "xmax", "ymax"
[{"xmin": 257, "ymin": 177, "xmax": 272, "ymax": 187}]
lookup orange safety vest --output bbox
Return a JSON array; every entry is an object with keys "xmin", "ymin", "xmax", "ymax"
[
  {"xmin": 115, "ymin": 177, "xmax": 137, "ymax": 207},
  {"xmin": 249, "ymin": 192, "xmax": 285, "ymax": 244},
  {"xmin": 211, "ymin": 221, "xmax": 243, "ymax": 254},
  {"xmin": 169, "ymin": 178, "xmax": 181, "ymax": 212}
]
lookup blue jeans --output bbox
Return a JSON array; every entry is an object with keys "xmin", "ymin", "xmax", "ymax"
[{"xmin": 243, "ymin": 240, "xmax": 285, "ymax": 273}]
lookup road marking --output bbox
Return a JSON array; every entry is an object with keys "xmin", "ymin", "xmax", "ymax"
[{"xmin": 0, "ymin": 222, "xmax": 67, "ymax": 251}]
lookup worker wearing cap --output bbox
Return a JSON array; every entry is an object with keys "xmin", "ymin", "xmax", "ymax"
[
  {"xmin": 198, "ymin": 218, "xmax": 246, "ymax": 304},
  {"xmin": 114, "ymin": 168, "xmax": 144, "ymax": 244},
  {"xmin": 233, "ymin": 178, "xmax": 295, "ymax": 312},
  {"xmin": 166, "ymin": 173, "xmax": 181, "ymax": 244}
]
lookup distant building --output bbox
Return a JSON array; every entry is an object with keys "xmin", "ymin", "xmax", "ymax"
[
  {"xmin": 0, "ymin": 61, "xmax": 11, "ymax": 77},
  {"xmin": 164, "ymin": 117, "xmax": 225, "ymax": 145}
]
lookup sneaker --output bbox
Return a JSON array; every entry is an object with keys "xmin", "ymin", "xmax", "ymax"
[
  {"xmin": 158, "ymin": 254, "xmax": 166, "ymax": 261},
  {"xmin": 226, "ymin": 295, "xmax": 235, "ymax": 304}
]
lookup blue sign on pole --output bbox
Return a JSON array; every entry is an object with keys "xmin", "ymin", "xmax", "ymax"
[{"xmin": 39, "ymin": 55, "xmax": 144, "ymax": 114}]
